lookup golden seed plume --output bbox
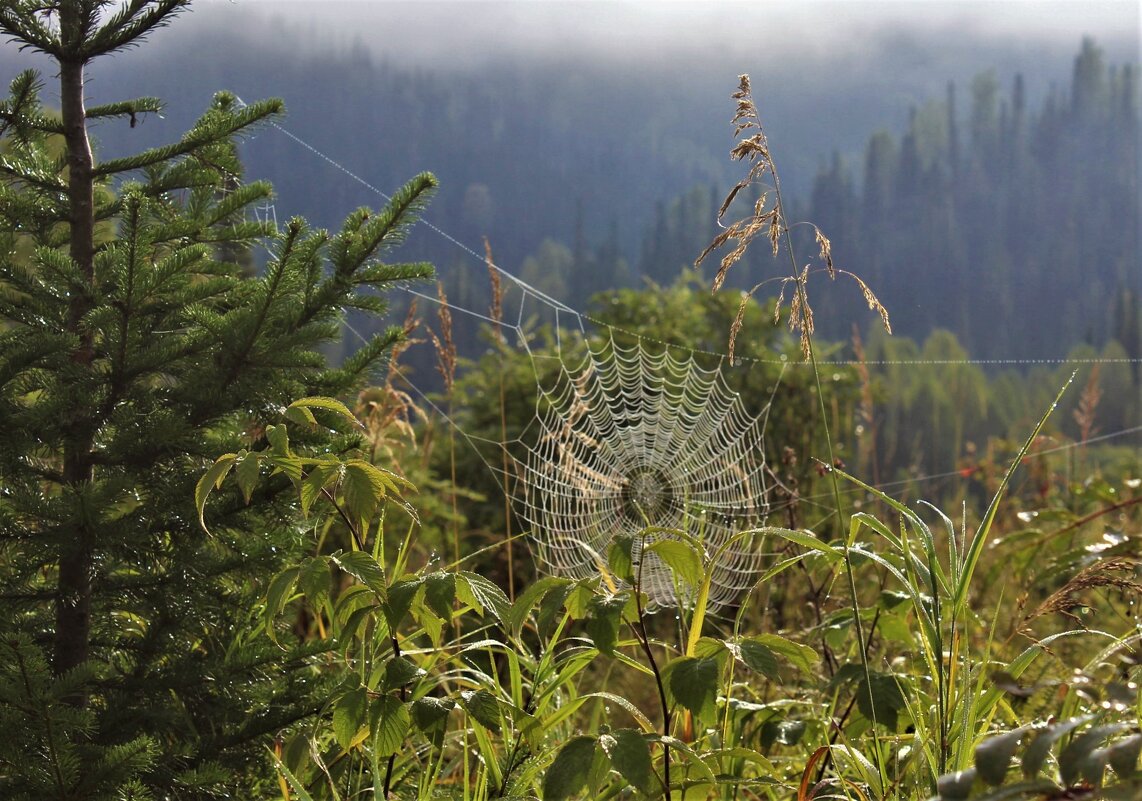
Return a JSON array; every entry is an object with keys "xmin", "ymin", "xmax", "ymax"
[
  {"xmin": 484, "ymin": 236, "xmax": 504, "ymax": 343},
  {"xmin": 700, "ymin": 73, "xmax": 892, "ymax": 359},
  {"xmin": 431, "ymin": 281, "xmax": 456, "ymax": 394}
]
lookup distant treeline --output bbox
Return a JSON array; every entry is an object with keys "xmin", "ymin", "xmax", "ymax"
[
  {"xmin": 4, "ymin": 30, "xmax": 1134, "ymax": 365},
  {"xmin": 629, "ymin": 38, "xmax": 1139, "ymax": 364}
]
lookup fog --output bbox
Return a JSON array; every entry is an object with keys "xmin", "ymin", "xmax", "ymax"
[{"xmin": 187, "ymin": 0, "xmax": 1139, "ymax": 71}]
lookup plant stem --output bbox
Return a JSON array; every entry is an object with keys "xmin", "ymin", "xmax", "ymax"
[
  {"xmin": 383, "ymin": 630, "xmax": 405, "ymax": 800},
  {"xmin": 766, "ymin": 146, "xmax": 890, "ymax": 794},
  {"xmin": 633, "ymin": 542, "xmax": 671, "ymax": 798}
]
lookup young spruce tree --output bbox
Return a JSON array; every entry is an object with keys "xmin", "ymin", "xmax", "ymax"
[{"xmin": 0, "ymin": 2, "xmax": 435, "ymax": 797}]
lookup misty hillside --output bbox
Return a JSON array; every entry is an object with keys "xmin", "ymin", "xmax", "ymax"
[{"xmin": 2, "ymin": 10, "xmax": 1137, "ymax": 362}]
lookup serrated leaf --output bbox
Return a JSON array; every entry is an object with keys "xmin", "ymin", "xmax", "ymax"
[
  {"xmin": 1059, "ymin": 723, "xmax": 1131, "ymax": 786},
  {"xmin": 744, "ymin": 634, "xmax": 818, "ymax": 674},
  {"xmin": 266, "ymin": 423, "xmax": 290, "ymax": 456},
  {"xmin": 1106, "ymin": 733, "xmax": 1142, "ymax": 779},
  {"xmin": 585, "ymin": 593, "xmax": 626, "ymax": 656},
  {"xmin": 537, "ymin": 582, "xmax": 574, "ymax": 640},
  {"xmin": 287, "ymin": 396, "xmax": 362, "ymax": 430},
  {"xmin": 283, "ymin": 405, "xmax": 316, "ymax": 427},
  {"xmin": 461, "ymin": 689, "xmax": 502, "ymax": 733},
  {"xmin": 975, "ymin": 727, "xmax": 1028, "ymax": 785},
  {"xmin": 332, "ymin": 687, "xmax": 368, "ymax": 751},
  {"xmin": 457, "ymin": 572, "xmax": 510, "ymax": 623},
  {"xmin": 508, "ymin": 576, "xmax": 570, "ymax": 635},
  {"xmin": 423, "ymin": 571, "xmax": 455, "ymax": 620},
  {"xmin": 370, "ymin": 695, "xmax": 409, "ymax": 757},
  {"xmin": 331, "ymin": 550, "xmax": 387, "ymax": 596},
  {"xmin": 300, "ymin": 461, "xmax": 339, "ymax": 518},
  {"xmin": 608, "ymin": 534, "xmax": 635, "ymax": 583},
  {"xmin": 385, "ymin": 577, "xmax": 423, "ymax": 629},
  {"xmin": 383, "ymin": 656, "xmax": 423, "ymax": 691},
  {"xmin": 195, "ymin": 453, "xmax": 236, "ymax": 532},
  {"xmin": 234, "ymin": 453, "xmax": 261, "ymax": 504},
  {"xmin": 543, "ymin": 736, "xmax": 598, "ymax": 801},
  {"xmin": 739, "ymin": 639, "xmax": 780, "ymax": 680},
  {"xmin": 338, "ymin": 459, "xmax": 392, "ymax": 521},
  {"xmin": 263, "ymin": 567, "xmax": 299, "ymax": 644},
  {"xmin": 1022, "ymin": 716, "xmax": 1094, "ymax": 778},
  {"xmin": 936, "ymin": 768, "xmax": 977, "ymax": 800},
  {"xmin": 599, "ymin": 728, "xmax": 654, "ymax": 794},
  {"xmin": 667, "ymin": 656, "xmax": 719, "ymax": 720},
  {"xmin": 411, "ymin": 696, "xmax": 454, "ymax": 746},
  {"xmin": 646, "ymin": 538, "xmax": 703, "ymax": 590},
  {"xmin": 298, "ymin": 556, "xmax": 332, "ymax": 607},
  {"xmin": 859, "ymin": 672, "xmax": 908, "ymax": 731}
]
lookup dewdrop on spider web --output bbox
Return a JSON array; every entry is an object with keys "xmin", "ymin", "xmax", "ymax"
[{"xmin": 515, "ymin": 331, "xmax": 774, "ymax": 610}]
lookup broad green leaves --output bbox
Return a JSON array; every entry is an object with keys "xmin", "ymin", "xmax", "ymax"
[
  {"xmin": 666, "ymin": 655, "xmax": 720, "ymax": 721},
  {"xmin": 933, "ymin": 714, "xmax": 1142, "ymax": 799},
  {"xmin": 543, "ymin": 736, "xmax": 599, "ymax": 801},
  {"xmin": 739, "ymin": 634, "xmax": 819, "ymax": 680},
  {"xmin": 196, "ymin": 397, "xmax": 411, "ymax": 535}
]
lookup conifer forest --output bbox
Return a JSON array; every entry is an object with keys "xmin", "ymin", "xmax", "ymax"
[{"xmin": 1, "ymin": 2, "xmax": 1139, "ymax": 800}]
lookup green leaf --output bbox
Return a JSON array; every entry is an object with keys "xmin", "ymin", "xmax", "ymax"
[
  {"xmin": 369, "ymin": 695, "xmax": 409, "ymax": 757},
  {"xmin": 343, "ymin": 459, "xmax": 408, "ymax": 523},
  {"xmin": 645, "ymin": 538, "xmax": 703, "ymax": 590},
  {"xmin": 537, "ymin": 581, "xmax": 575, "ymax": 640},
  {"xmin": 263, "ymin": 567, "xmax": 299, "ymax": 644},
  {"xmin": 1059, "ymin": 723, "xmax": 1130, "ymax": 786},
  {"xmin": 599, "ymin": 728, "xmax": 654, "ymax": 794},
  {"xmin": 1022, "ymin": 716, "xmax": 1094, "ymax": 778},
  {"xmin": 667, "ymin": 656, "xmax": 719, "ymax": 720},
  {"xmin": 508, "ymin": 576, "xmax": 571, "ymax": 636},
  {"xmin": 266, "ymin": 423, "xmax": 290, "ymax": 456},
  {"xmin": 743, "ymin": 634, "xmax": 818, "ymax": 675},
  {"xmin": 423, "ymin": 571, "xmax": 456, "ymax": 620},
  {"xmin": 543, "ymin": 736, "xmax": 598, "ymax": 801},
  {"xmin": 975, "ymin": 727, "xmax": 1029, "ymax": 785},
  {"xmin": 410, "ymin": 696, "xmax": 455, "ymax": 746},
  {"xmin": 857, "ymin": 672, "xmax": 908, "ymax": 731},
  {"xmin": 234, "ymin": 452, "xmax": 261, "ymax": 504},
  {"xmin": 1106, "ymin": 733, "xmax": 1142, "ymax": 779},
  {"xmin": 585, "ymin": 593, "xmax": 627, "ymax": 656},
  {"xmin": 383, "ymin": 656, "xmax": 424, "ymax": 692},
  {"xmin": 300, "ymin": 460, "xmax": 339, "ymax": 518},
  {"xmin": 457, "ymin": 572, "xmax": 511, "ymax": 623},
  {"xmin": 298, "ymin": 556, "xmax": 332, "ymax": 607},
  {"xmin": 754, "ymin": 526, "xmax": 842, "ymax": 559},
  {"xmin": 287, "ymin": 396, "xmax": 363, "ymax": 431},
  {"xmin": 607, "ymin": 534, "xmax": 635, "ymax": 583},
  {"xmin": 195, "ymin": 453, "xmax": 236, "ymax": 532},
  {"xmin": 461, "ymin": 689, "xmax": 502, "ymax": 733},
  {"xmin": 936, "ymin": 768, "xmax": 977, "ymax": 800},
  {"xmin": 738, "ymin": 639, "xmax": 780, "ymax": 680},
  {"xmin": 269, "ymin": 748, "xmax": 316, "ymax": 801},
  {"xmin": 332, "ymin": 687, "xmax": 368, "ymax": 750},
  {"xmin": 331, "ymin": 550, "xmax": 387, "ymax": 596},
  {"xmin": 385, "ymin": 577, "xmax": 424, "ymax": 629}
]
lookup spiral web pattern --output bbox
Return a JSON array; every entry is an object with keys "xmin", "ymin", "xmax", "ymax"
[{"xmin": 516, "ymin": 332, "xmax": 773, "ymax": 610}]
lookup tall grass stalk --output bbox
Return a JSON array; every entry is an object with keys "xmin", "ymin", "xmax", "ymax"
[{"xmin": 700, "ymin": 74, "xmax": 894, "ymax": 793}]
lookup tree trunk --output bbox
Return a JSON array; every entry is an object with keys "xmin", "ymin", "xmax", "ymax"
[{"xmin": 53, "ymin": 11, "xmax": 96, "ymax": 684}]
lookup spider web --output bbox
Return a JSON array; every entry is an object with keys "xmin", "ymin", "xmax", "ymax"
[{"xmin": 510, "ymin": 324, "xmax": 778, "ymax": 611}]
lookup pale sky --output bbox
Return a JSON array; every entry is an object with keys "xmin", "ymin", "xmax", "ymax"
[{"xmin": 187, "ymin": 1, "xmax": 1140, "ymax": 69}]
